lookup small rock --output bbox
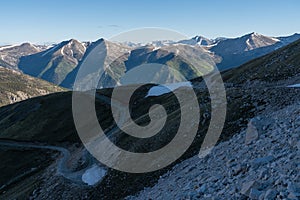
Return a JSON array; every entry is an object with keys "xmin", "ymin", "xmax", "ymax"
[
  {"xmin": 252, "ymin": 156, "xmax": 274, "ymax": 167},
  {"xmin": 278, "ymin": 191, "xmax": 288, "ymax": 198},
  {"xmin": 229, "ymin": 186, "xmax": 237, "ymax": 195},
  {"xmin": 264, "ymin": 189, "xmax": 277, "ymax": 200},
  {"xmin": 287, "ymin": 182, "xmax": 300, "ymax": 193},
  {"xmin": 241, "ymin": 181, "xmax": 259, "ymax": 196},
  {"xmin": 258, "ymin": 169, "xmax": 268, "ymax": 180},
  {"xmin": 289, "ymin": 137, "xmax": 298, "ymax": 147},
  {"xmin": 197, "ymin": 184, "xmax": 207, "ymax": 194},
  {"xmin": 232, "ymin": 165, "xmax": 243, "ymax": 176},
  {"xmin": 226, "ymin": 158, "xmax": 236, "ymax": 167},
  {"xmin": 260, "ymin": 180, "xmax": 274, "ymax": 190},
  {"xmin": 245, "ymin": 120, "xmax": 259, "ymax": 144},
  {"xmin": 258, "ymin": 192, "xmax": 265, "ymax": 200},
  {"xmin": 249, "ymin": 188, "xmax": 263, "ymax": 199},
  {"xmin": 183, "ymin": 182, "xmax": 191, "ymax": 191},
  {"xmin": 204, "ymin": 194, "xmax": 212, "ymax": 198},
  {"xmin": 188, "ymin": 191, "xmax": 199, "ymax": 199},
  {"xmin": 274, "ymin": 178, "xmax": 282, "ymax": 186},
  {"xmin": 288, "ymin": 192, "xmax": 300, "ymax": 199}
]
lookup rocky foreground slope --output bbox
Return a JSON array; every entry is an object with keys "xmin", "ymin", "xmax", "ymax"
[{"xmin": 128, "ymin": 95, "xmax": 300, "ymax": 200}]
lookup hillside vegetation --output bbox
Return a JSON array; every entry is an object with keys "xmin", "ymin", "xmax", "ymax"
[{"xmin": 0, "ymin": 67, "xmax": 64, "ymax": 107}]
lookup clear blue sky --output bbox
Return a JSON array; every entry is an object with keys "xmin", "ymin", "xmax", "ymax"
[{"xmin": 1, "ymin": 0, "xmax": 300, "ymax": 44}]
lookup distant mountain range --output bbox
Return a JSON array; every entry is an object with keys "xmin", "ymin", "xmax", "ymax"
[
  {"xmin": 223, "ymin": 37, "xmax": 300, "ymax": 85},
  {"xmin": 1, "ymin": 32, "xmax": 299, "ymax": 89},
  {"xmin": 61, "ymin": 39, "xmax": 216, "ymax": 89},
  {"xmin": 209, "ymin": 33, "xmax": 300, "ymax": 70}
]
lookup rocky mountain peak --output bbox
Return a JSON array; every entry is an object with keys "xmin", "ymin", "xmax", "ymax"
[
  {"xmin": 239, "ymin": 32, "xmax": 279, "ymax": 51},
  {"xmin": 192, "ymin": 35, "xmax": 212, "ymax": 46}
]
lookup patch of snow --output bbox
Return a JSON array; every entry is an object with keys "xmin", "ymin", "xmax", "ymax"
[
  {"xmin": 45, "ymin": 45, "xmax": 55, "ymax": 50},
  {"xmin": 145, "ymin": 82, "xmax": 192, "ymax": 97},
  {"xmin": 60, "ymin": 46, "xmax": 65, "ymax": 56},
  {"xmin": 246, "ymin": 38, "xmax": 251, "ymax": 47},
  {"xmin": 274, "ymin": 46, "xmax": 281, "ymax": 50},
  {"xmin": 287, "ymin": 83, "xmax": 300, "ymax": 88},
  {"xmin": 270, "ymin": 37, "xmax": 280, "ymax": 42},
  {"xmin": 197, "ymin": 38, "xmax": 203, "ymax": 45},
  {"xmin": 153, "ymin": 46, "xmax": 161, "ymax": 51},
  {"xmin": 205, "ymin": 43, "xmax": 218, "ymax": 48},
  {"xmin": 82, "ymin": 164, "xmax": 107, "ymax": 186},
  {"xmin": 0, "ymin": 44, "xmax": 20, "ymax": 51}
]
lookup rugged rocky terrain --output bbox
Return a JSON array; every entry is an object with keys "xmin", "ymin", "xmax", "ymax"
[{"xmin": 129, "ymin": 92, "xmax": 300, "ymax": 200}]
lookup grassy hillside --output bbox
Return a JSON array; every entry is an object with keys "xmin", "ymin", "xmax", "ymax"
[{"xmin": 0, "ymin": 67, "xmax": 64, "ymax": 107}]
